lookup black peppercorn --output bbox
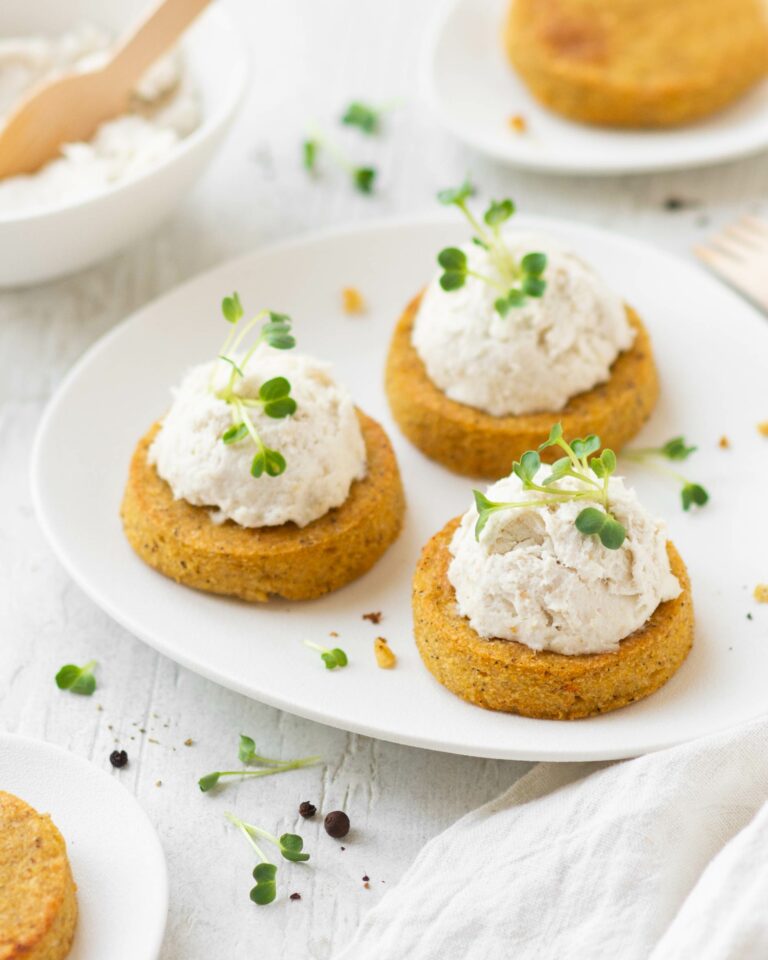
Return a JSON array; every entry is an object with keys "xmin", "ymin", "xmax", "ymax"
[
  {"xmin": 324, "ymin": 810, "xmax": 350, "ymax": 838},
  {"xmin": 110, "ymin": 749, "xmax": 128, "ymax": 768},
  {"xmin": 299, "ymin": 801, "xmax": 317, "ymax": 819}
]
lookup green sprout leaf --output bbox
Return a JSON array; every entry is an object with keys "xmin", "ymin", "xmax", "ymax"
[
  {"xmin": 575, "ymin": 507, "xmax": 605, "ymax": 535},
  {"xmin": 484, "ymin": 199, "xmax": 515, "ymax": 227},
  {"xmin": 238, "ymin": 735, "xmax": 257, "ymax": 765},
  {"xmin": 571, "ymin": 435, "xmax": 601, "ymax": 460},
  {"xmin": 521, "ymin": 252, "xmax": 547, "ymax": 277},
  {"xmin": 222, "ymin": 292, "xmax": 244, "ymax": 324},
  {"xmin": 513, "ymin": 450, "xmax": 541, "ymax": 486},
  {"xmin": 251, "ymin": 451, "xmax": 266, "ymax": 478},
  {"xmin": 264, "ymin": 449, "xmax": 287, "ymax": 477},
  {"xmin": 302, "ymin": 139, "xmax": 318, "ymax": 173},
  {"xmin": 575, "ymin": 508, "xmax": 626, "ymax": 549},
  {"xmin": 539, "ymin": 423, "xmax": 563, "ymax": 450},
  {"xmin": 353, "ymin": 167, "xmax": 376, "ymax": 194},
  {"xmin": 437, "ymin": 178, "xmax": 474, "ymax": 206},
  {"xmin": 222, "ymin": 423, "xmax": 248, "ymax": 445},
  {"xmin": 661, "ymin": 437, "xmax": 697, "ymax": 460},
  {"xmin": 198, "ymin": 772, "xmax": 221, "ymax": 792},
  {"xmin": 521, "ymin": 276, "xmax": 546, "ymax": 298},
  {"xmin": 681, "ymin": 483, "xmax": 709, "ymax": 511},
  {"xmin": 437, "ymin": 247, "xmax": 468, "ymax": 291},
  {"xmin": 260, "ymin": 313, "xmax": 296, "ymax": 350},
  {"xmin": 600, "ymin": 517, "xmax": 627, "ymax": 549},
  {"xmin": 304, "ymin": 641, "xmax": 348, "ymax": 670},
  {"xmin": 258, "ymin": 377, "xmax": 294, "ymax": 411},
  {"xmin": 55, "ymin": 660, "xmax": 97, "ymax": 696},
  {"xmin": 341, "ymin": 101, "xmax": 381, "ymax": 135},
  {"xmin": 279, "ymin": 833, "xmax": 310, "ymax": 862},
  {"xmin": 251, "ymin": 863, "xmax": 278, "ymax": 905}
]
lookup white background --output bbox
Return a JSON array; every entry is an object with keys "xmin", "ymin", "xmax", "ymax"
[{"xmin": 2, "ymin": 1, "xmax": 768, "ymax": 957}]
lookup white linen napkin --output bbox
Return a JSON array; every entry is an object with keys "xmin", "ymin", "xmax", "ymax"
[{"xmin": 337, "ymin": 717, "xmax": 768, "ymax": 960}]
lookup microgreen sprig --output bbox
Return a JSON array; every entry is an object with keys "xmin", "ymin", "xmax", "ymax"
[
  {"xmin": 301, "ymin": 133, "xmax": 376, "ymax": 194},
  {"xmin": 341, "ymin": 101, "xmax": 384, "ymax": 135},
  {"xmin": 212, "ymin": 295, "xmax": 297, "ymax": 479},
  {"xmin": 198, "ymin": 734, "xmax": 320, "ymax": 792},
  {"xmin": 55, "ymin": 660, "xmax": 97, "ymax": 696},
  {"xmin": 473, "ymin": 424, "xmax": 627, "ymax": 550},
  {"xmin": 226, "ymin": 812, "xmax": 310, "ymax": 905},
  {"xmin": 435, "ymin": 179, "xmax": 547, "ymax": 316},
  {"xmin": 623, "ymin": 436, "xmax": 710, "ymax": 511},
  {"xmin": 303, "ymin": 641, "xmax": 348, "ymax": 670}
]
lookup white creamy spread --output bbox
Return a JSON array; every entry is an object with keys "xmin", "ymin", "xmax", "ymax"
[
  {"xmin": 448, "ymin": 469, "xmax": 680, "ymax": 655},
  {"xmin": 411, "ymin": 231, "xmax": 635, "ymax": 417},
  {"xmin": 148, "ymin": 346, "xmax": 368, "ymax": 529},
  {"xmin": 0, "ymin": 24, "xmax": 199, "ymax": 216}
]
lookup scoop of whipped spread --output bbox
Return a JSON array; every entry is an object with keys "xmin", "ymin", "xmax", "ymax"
[
  {"xmin": 411, "ymin": 231, "xmax": 635, "ymax": 417},
  {"xmin": 0, "ymin": 23, "xmax": 199, "ymax": 215},
  {"xmin": 448, "ymin": 468, "xmax": 680, "ymax": 655},
  {"xmin": 149, "ymin": 346, "xmax": 367, "ymax": 529}
]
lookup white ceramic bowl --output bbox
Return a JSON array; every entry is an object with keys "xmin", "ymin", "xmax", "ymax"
[{"xmin": 0, "ymin": 0, "xmax": 248, "ymax": 287}]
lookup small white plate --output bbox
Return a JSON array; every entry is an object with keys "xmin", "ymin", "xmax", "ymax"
[
  {"xmin": 423, "ymin": 0, "xmax": 768, "ymax": 175},
  {"xmin": 0, "ymin": 734, "xmax": 167, "ymax": 958},
  {"xmin": 31, "ymin": 216, "xmax": 768, "ymax": 761}
]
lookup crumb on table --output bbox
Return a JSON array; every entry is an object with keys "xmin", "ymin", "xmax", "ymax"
[{"xmin": 342, "ymin": 287, "xmax": 366, "ymax": 314}]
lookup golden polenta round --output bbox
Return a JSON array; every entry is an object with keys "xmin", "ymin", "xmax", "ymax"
[
  {"xmin": 0, "ymin": 791, "xmax": 78, "ymax": 960},
  {"xmin": 504, "ymin": 0, "xmax": 768, "ymax": 128},
  {"xmin": 385, "ymin": 294, "xmax": 658, "ymax": 479},
  {"xmin": 413, "ymin": 518, "xmax": 693, "ymax": 720},
  {"xmin": 121, "ymin": 409, "xmax": 405, "ymax": 602}
]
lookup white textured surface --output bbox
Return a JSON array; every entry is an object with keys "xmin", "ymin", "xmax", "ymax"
[
  {"xmin": 449, "ymin": 471, "xmax": 680, "ymax": 654},
  {"xmin": 412, "ymin": 231, "xmax": 633, "ymax": 415},
  {"xmin": 2, "ymin": 0, "xmax": 768, "ymax": 957}
]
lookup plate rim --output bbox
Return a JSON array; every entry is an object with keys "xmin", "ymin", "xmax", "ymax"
[
  {"xmin": 420, "ymin": 0, "xmax": 768, "ymax": 176},
  {"xmin": 30, "ymin": 213, "xmax": 768, "ymax": 762},
  {"xmin": 0, "ymin": 731, "xmax": 169, "ymax": 958}
]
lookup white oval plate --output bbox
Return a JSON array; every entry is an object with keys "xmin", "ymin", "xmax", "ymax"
[
  {"xmin": 32, "ymin": 216, "xmax": 768, "ymax": 761},
  {"xmin": 423, "ymin": 0, "xmax": 768, "ymax": 175},
  {"xmin": 0, "ymin": 734, "xmax": 167, "ymax": 958}
]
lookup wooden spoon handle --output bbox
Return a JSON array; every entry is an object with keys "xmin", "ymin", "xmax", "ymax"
[{"xmin": 109, "ymin": 0, "xmax": 213, "ymax": 90}]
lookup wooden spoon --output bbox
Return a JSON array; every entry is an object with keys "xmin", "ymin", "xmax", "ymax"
[{"xmin": 0, "ymin": 0, "xmax": 212, "ymax": 180}]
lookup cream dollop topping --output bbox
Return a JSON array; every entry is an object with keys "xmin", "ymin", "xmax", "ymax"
[
  {"xmin": 411, "ymin": 232, "xmax": 635, "ymax": 417},
  {"xmin": 148, "ymin": 346, "xmax": 367, "ymax": 528},
  {"xmin": 448, "ymin": 469, "xmax": 680, "ymax": 655}
]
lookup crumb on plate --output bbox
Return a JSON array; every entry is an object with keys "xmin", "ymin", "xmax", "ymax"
[
  {"xmin": 754, "ymin": 584, "xmax": 768, "ymax": 603},
  {"xmin": 508, "ymin": 113, "xmax": 527, "ymax": 133},
  {"xmin": 719, "ymin": 435, "xmax": 730, "ymax": 449},
  {"xmin": 342, "ymin": 287, "xmax": 366, "ymax": 314},
  {"xmin": 362, "ymin": 611, "xmax": 382, "ymax": 624},
  {"xmin": 758, "ymin": 421, "xmax": 768, "ymax": 437},
  {"xmin": 374, "ymin": 636, "xmax": 396, "ymax": 669}
]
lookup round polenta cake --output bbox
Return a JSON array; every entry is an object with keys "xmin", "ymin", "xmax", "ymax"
[
  {"xmin": 504, "ymin": 0, "xmax": 768, "ymax": 127},
  {"xmin": 122, "ymin": 409, "xmax": 405, "ymax": 602},
  {"xmin": 0, "ymin": 791, "xmax": 78, "ymax": 960},
  {"xmin": 385, "ymin": 295, "xmax": 658, "ymax": 478},
  {"xmin": 412, "ymin": 518, "xmax": 694, "ymax": 720}
]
